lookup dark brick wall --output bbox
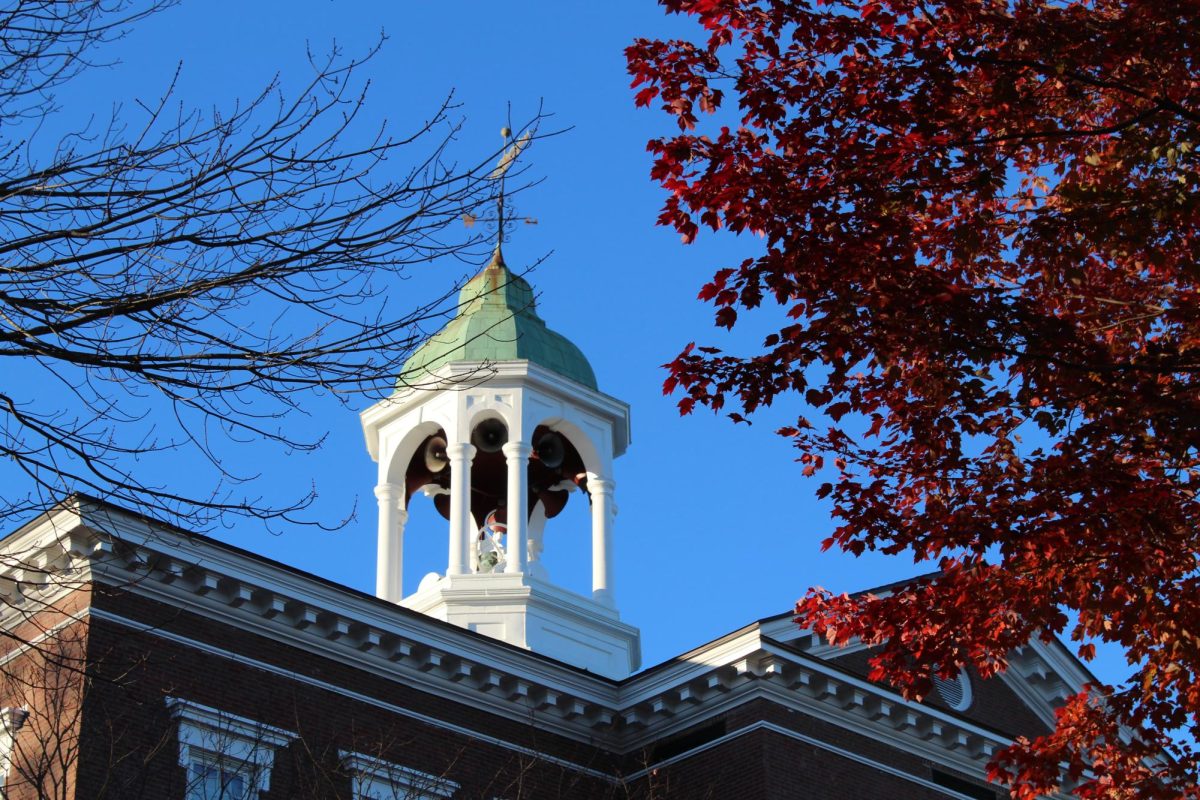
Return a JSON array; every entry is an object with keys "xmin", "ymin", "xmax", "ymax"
[
  {"xmin": 620, "ymin": 698, "xmax": 1008, "ymax": 800},
  {"xmin": 0, "ymin": 582, "xmax": 1040, "ymax": 799},
  {"xmin": 628, "ymin": 728, "xmax": 769, "ymax": 800},
  {"xmin": 88, "ymin": 583, "xmax": 615, "ymax": 771},
  {"xmin": 622, "ymin": 725, "xmax": 982, "ymax": 800},
  {"xmin": 758, "ymin": 727, "xmax": 954, "ymax": 800},
  {"xmin": 75, "ymin": 609, "xmax": 617, "ymax": 799}
]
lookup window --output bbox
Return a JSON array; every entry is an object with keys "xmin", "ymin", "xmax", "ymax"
[
  {"xmin": 340, "ymin": 751, "xmax": 458, "ymax": 800},
  {"xmin": 187, "ymin": 762, "xmax": 249, "ymax": 800},
  {"xmin": 0, "ymin": 707, "xmax": 28, "ymax": 798},
  {"xmin": 167, "ymin": 698, "xmax": 292, "ymax": 800},
  {"xmin": 931, "ymin": 768, "xmax": 999, "ymax": 800}
]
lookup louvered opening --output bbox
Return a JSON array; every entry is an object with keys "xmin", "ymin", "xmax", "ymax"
[{"xmin": 932, "ymin": 668, "xmax": 972, "ymax": 711}]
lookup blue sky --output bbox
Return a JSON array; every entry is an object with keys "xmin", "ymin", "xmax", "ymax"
[{"xmin": 19, "ymin": 0, "xmax": 1129, "ymax": 684}]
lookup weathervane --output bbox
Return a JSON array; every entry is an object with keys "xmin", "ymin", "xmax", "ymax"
[{"xmin": 463, "ymin": 127, "xmax": 537, "ymax": 258}]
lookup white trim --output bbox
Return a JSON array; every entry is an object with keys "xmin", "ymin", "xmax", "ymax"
[
  {"xmin": 95, "ymin": 609, "xmax": 616, "ymax": 783},
  {"xmin": 1000, "ymin": 640, "xmax": 1088, "ymax": 729},
  {"xmin": 67, "ymin": 525, "xmax": 1014, "ymax": 763},
  {"xmin": 168, "ymin": 697, "xmax": 292, "ymax": 795},
  {"xmin": 13, "ymin": 502, "xmax": 1063, "ymax": 746},
  {"xmin": 68, "ymin": 505, "xmax": 621, "ymax": 705},
  {"xmin": 619, "ymin": 672, "xmax": 997, "ymax": 779},
  {"xmin": 90, "ymin": 608, "xmax": 1012, "ymax": 788},
  {"xmin": 102, "ymin": 609, "xmax": 1011, "ymax": 796},
  {"xmin": 0, "ymin": 706, "xmax": 29, "ymax": 798},
  {"xmin": 362, "ymin": 360, "xmax": 631, "ymax": 461},
  {"xmin": 340, "ymin": 750, "xmax": 458, "ymax": 799},
  {"xmin": 754, "ymin": 642, "xmax": 1007, "ymax": 747},
  {"xmin": 2, "ymin": 504, "xmax": 1079, "ymax": 784}
]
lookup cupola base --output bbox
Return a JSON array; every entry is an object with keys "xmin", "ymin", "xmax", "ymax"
[{"xmin": 400, "ymin": 573, "xmax": 641, "ymax": 680}]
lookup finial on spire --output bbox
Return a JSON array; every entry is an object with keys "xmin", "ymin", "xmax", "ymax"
[{"xmin": 488, "ymin": 243, "xmax": 506, "ymax": 270}]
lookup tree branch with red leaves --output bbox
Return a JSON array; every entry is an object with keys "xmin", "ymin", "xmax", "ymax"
[{"xmin": 629, "ymin": 1, "xmax": 1200, "ymax": 797}]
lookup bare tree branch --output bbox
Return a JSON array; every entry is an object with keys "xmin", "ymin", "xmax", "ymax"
[{"xmin": 0, "ymin": 0, "xmax": 541, "ymax": 528}]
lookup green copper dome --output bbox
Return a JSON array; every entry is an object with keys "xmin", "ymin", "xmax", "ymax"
[{"xmin": 400, "ymin": 249, "xmax": 598, "ymax": 390}]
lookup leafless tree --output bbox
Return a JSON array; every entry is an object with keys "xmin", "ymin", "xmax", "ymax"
[{"xmin": 0, "ymin": 0, "xmax": 534, "ymax": 528}]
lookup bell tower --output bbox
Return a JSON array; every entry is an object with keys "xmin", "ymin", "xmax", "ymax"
[{"xmin": 359, "ymin": 248, "xmax": 640, "ymax": 679}]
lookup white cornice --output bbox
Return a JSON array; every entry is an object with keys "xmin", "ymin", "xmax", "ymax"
[
  {"xmin": 360, "ymin": 360, "xmax": 632, "ymax": 459},
  {"xmin": 757, "ymin": 594, "xmax": 1084, "ymax": 732},
  {"xmin": 0, "ymin": 501, "xmax": 1084, "ymax": 788},
  {"xmin": 341, "ymin": 750, "xmax": 458, "ymax": 799}
]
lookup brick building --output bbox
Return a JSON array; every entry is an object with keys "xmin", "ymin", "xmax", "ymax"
[{"xmin": 0, "ymin": 250, "xmax": 1089, "ymax": 799}]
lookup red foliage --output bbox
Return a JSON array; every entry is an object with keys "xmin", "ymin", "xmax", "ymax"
[{"xmin": 628, "ymin": 1, "xmax": 1200, "ymax": 796}]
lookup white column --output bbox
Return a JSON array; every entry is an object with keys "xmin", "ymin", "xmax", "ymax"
[
  {"xmin": 447, "ymin": 442, "xmax": 475, "ymax": 576},
  {"xmin": 502, "ymin": 442, "xmax": 531, "ymax": 574},
  {"xmin": 590, "ymin": 477, "xmax": 615, "ymax": 607},
  {"xmin": 374, "ymin": 483, "xmax": 406, "ymax": 602}
]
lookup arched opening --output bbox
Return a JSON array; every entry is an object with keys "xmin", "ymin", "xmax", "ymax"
[
  {"xmin": 380, "ymin": 422, "xmax": 454, "ymax": 597},
  {"xmin": 523, "ymin": 422, "xmax": 596, "ymax": 597},
  {"xmin": 465, "ymin": 414, "xmax": 509, "ymax": 542},
  {"xmin": 530, "ymin": 484, "xmax": 592, "ymax": 597},
  {"xmin": 400, "ymin": 429, "xmax": 451, "ymax": 520},
  {"xmin": 402, "ymin": 486, "xmax": 453, "ymax": 596}
]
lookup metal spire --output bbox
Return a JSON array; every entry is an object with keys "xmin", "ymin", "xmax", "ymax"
[{"xmin": 464, "ymin": 126, "xmax": 535, "ymax": 267}]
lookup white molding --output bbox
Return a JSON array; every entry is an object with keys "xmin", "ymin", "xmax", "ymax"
[
  {"xmin": 360, "ymin": 356, "xmax": 639, "ymax": 678},
  {"xmin": 1001, "ymin": 641, "xmax": 1085, "ymax": 729},
  {"xmin": 0, "ymin": 705, "xmax": 29, "ymax": 794},
  {"xmin": 762, "ymin": 612, "xmax": 1077, "ymax": 732},
  {"xmin": 340, "ymin": 750, "xmax": 458, "ymax": 799},
  {"xmin": 1, "ymin": 502, "xmax": 1087, "ymax": 786},
  {"xmin": 96, "ymin": 609, "xmax": 616, "ymax": 783},
  {"xmin": 361, "ymin": 360, "xmax": 631, "ymax": 461},
  {"xmin": 616, "ymin": 652, "xmax": 1005, "ymax": 778},
  {"xmin": 88, "ymin": 608, "xmax": 1026, "ymax": 795},
  {"xmin": 167, "ymin": 697, "xmax": 292, "ymax": 794},
  {"xmin": 93, "ymin": 607, "xmax": 1008, "ymax": 788},
  {"xmin": 401, "ymin": 572, "xmax": 641, "ymax": 679}
]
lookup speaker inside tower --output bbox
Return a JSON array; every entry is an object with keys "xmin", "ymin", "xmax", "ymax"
[
  {"xmin": 404, "ymin": 429, "xmax": 452, "ymax": 509},
  {"xmin": 470, "ymin": 418, "xmax": 508, "ymax": 453},
  {"xmin": 404, "ymin": 424, "xmax": 588, "ymax": 525},
  {"xmin": 527, "ymin": 426, "xmax": 584, "ymax": 521}
]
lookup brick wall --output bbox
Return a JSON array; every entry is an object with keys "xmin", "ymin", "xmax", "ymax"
[
  {"xmin": 0, "ymin": 603, "xmax": 90, "ymax": 800},
  {"xmin": 0, "ymin": 580, "xmax": 1041, "ymax": 799},
  {"xmin": 78, "ymin": 586, "xmax": 618, "ymax": 799}
]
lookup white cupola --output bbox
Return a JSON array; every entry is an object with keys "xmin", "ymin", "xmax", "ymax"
[{"xmin": 359, "ymin": 248, "xmax": 640, "ymax": 679}]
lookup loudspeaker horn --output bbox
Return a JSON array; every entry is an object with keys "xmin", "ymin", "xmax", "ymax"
[
  {"xmin": 533, "ymin": 432, "xmax": 565, "ymax": 470},
  {"xmin": 424, "ymin": 436, "xmax": 449, "ymax": 473},
  {"xmin": 471, "ymin": 418, "xmax": 508, "ymax": 453}
]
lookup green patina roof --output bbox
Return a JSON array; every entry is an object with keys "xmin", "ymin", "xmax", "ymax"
[{"xmin": 400, "ymin": 249, "xmax": 598, "ymax": 390}]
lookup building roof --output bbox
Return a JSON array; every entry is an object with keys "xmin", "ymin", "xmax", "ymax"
[{"xmin": 399, "ymin": 248, "xmax": 598, "ymax": 390}]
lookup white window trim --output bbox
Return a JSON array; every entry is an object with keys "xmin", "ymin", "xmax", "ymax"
[
  {"xmin": 168, "ymin": 697, "xmax": 292, "ymax": 796},
  {"xmin": 340, "ymin": 750, "xmax": 458, "ymax": 800},
  {"xmin": 0, "ymin": 707, "xmax": 28, "ymax": 798}
]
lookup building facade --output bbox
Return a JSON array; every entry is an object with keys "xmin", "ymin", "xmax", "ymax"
[{"xmin": 0, "ymin": 252, "xmax": 1087, "ymax": 799}]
